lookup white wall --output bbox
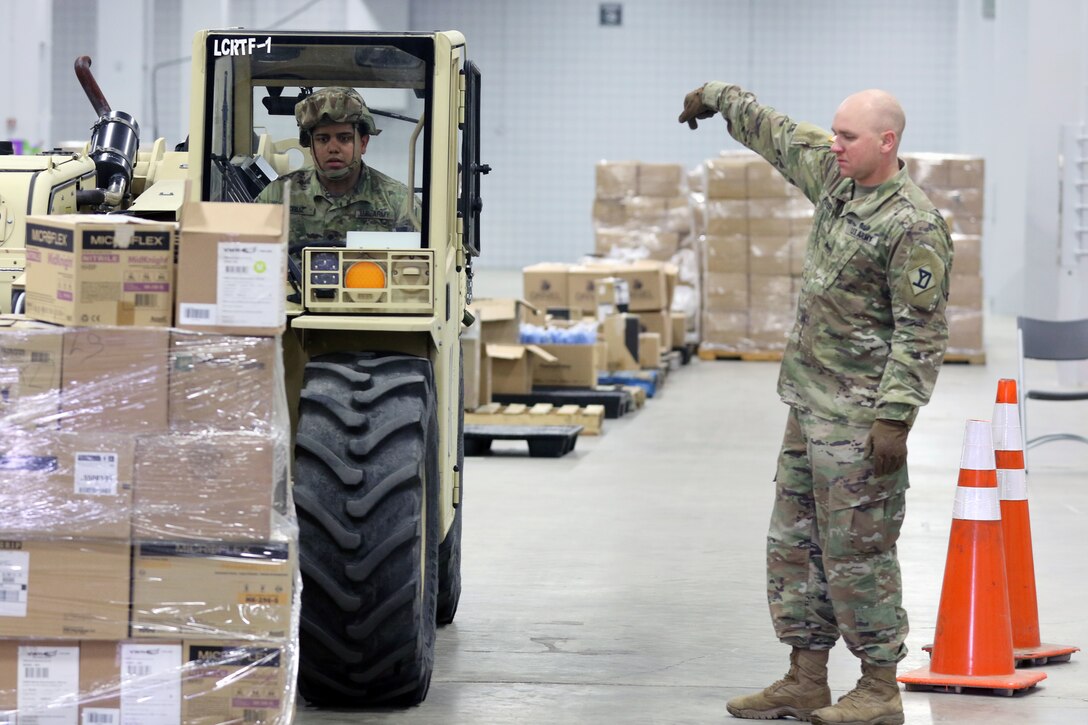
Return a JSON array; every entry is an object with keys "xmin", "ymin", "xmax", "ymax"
[{"xmin": 411, "ymin": 0, "xmax": 959, "ymax": 269}]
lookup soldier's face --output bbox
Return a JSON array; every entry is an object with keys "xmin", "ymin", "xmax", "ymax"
[
  {"xmin": 312, "ymin": 122, "xmax": 369, "ymax": 170},
  {"xmin": 830, "ymin": 102, "xmax": 888, "ymax": 185}
]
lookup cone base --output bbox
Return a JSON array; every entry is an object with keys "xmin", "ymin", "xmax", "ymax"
[
  {"xmin": 898, "ymin": 663, "xmax": 1046, "ymax": 694},
  {"xmin": 923, "ymin": 641, "xmax": 1079, "ymax": 666},
  {"xmin": 1013, "ymin": 643, "xmax": 1079, "ymax": 666}
]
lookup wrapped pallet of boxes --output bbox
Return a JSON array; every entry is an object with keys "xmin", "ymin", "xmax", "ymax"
[
  {"xmin": 905, "ymin": 153, "xmax": 986, "ymax": 361},
  {"xmin": 697, "ymin": 152, "xmax": 816, "ymax": 357},
  {"xmin": 592, "ymin": 161, "xmax": 690, "ymax": 262},
  {"xmin": 0, "ymin": 203, "xmax": 300, "ymax": 724}
]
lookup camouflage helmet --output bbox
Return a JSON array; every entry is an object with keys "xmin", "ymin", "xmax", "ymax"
[{"xmin": 295, "ymin": 87, "xmax": 381, "ymax": 142}]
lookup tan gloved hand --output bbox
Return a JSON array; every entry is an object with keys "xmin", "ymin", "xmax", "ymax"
[
  {"xmin": 678, "ymin": 85, "xmax": 717, "ymax": 129},
  {"xmin": 865, "ymin": 419, "xmax": 910, "ymax": 476}
]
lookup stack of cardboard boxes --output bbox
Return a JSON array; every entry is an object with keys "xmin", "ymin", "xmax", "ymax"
[
  {"xmin": 905, "ymin": 153, "xmax": 986, "ymax": 359},
  {"xmin": 0, "ymin": 203, "xmax": 298, "ymax": 724},
  {"xmin": 697, "ymin": 151, "xmax": 813, "ymax": 355},
  {"xmin": 592, "ymin": 160, "xmax": 701, "ymax": 349}
]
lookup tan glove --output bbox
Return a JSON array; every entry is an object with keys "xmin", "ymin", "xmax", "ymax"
[
  {"xmin": 678, "ymin": 85, "xmax": 717, "ymax": 129},
  {"xmin": 866, "ymin": 419, "xmax": 910, "ymax": 476}
]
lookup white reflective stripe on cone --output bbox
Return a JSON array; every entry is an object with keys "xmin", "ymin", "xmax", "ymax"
[
  {"xmin": 961, "ymin": 419, "xmax": 997, "ymax": 469},
  {"xmin": 992, "ymin": 403, "xmax": 1024, "ymax": 451},
  {"xmin": 953, "ymin": 486, "xmax": 1002, "ymax": 521},
  {"xmin": 998, "ymin": 468, "xmax": 1029, "ymax": 501}
]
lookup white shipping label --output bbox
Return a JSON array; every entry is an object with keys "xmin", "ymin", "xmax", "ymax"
[
  {"xmin": 74, "ymin": 451, "xmax": 119, "ymax": 496},
  {"xmin": 17, "ymin": 645, "xmax": 80, "ymax": 725},
  {"xmin": 178, "ymin": 303, "xmax": 218, "ymax": 326},
  {"xmin": 120, "ymin": 643, "xmax": 181, "ymax": 725},
  {"xmin": 217, "ymin": 242, "xmax": 283, "ymax": 328},
  {"xmin": 0, "ymin": 550, "xmax": 29, "ymax": 617},
  {"xmin": 82, "ymin": 708, "xmax": 120, "ymax": 725}
]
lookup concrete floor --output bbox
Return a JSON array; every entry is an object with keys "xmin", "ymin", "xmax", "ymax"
[{"xmin": 294, "ymin": 307, "xmax": 1088, "ymax": 724}]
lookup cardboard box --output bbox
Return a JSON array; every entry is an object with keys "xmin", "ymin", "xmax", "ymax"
[
  {"xmin": 748, "ymin": 310, "xmax": 794, "ymax": 349},
  {"xmin": 948, "ymin": 308, "xmax": 984, "ymax": 352},
  {"xmin": 705, "ymin": 200, "xmax": 749, "ymax": 236},
  {"xmin": 949, "ymin": 275, "xmax": 983, "ymax": 309},
  {"xmin": 670, "ymin": 312, "xmax": 688, "ymax": 349},
  {"xmin": 951, "ymin": 234, "xmax": 981, "ymax": 277},
  {"xmin": 0, "ymin": 539, "xmax": 130, "ymax": 639},
  {"xmin": 749, "ymin": 274, "xmax": 795, "ymax": 313},
  {"xmin": 60, "ymin": 327, "xmax": 169, "ymax": 433},
  {"xmin": 486, "ymin": 344, "xmax": 556, "ymax": 395},
  {"xmin": 638, "ymin": 333, "xmax": 662, "ymax": 368},
  {"xmin": 704, "ymin": 234, "xmax": 749, "ymax": 274},
  {"xmin": 132, "ymin": 539, "xmax": 295, "ymax": 640},
  {"xmin": 947, "ymin": 155, "xmax": 985, "ymax": 189},
  {"xmin": 621, "ymin": 196, "xmax": 668, "ymax": 223},
  {"xmin": 0, "ymin": 316, "xmax": 64, "ymax": 430},
  {"xmin": 592, "ymin": 198, "xmax": 627, "ymax": 227},
  {"xmin": 0, "ymin": 432, "xmax": 134, "ymax": 539},
  {"xmin": 601, "ymin": 313, "xmax": 640, "ymax": 371},
  {"xmin": 470, "ymin": 298, "xmax": 536, "ymax": 345},
  {"xmin": 522, "ymin": 264, "xmax": 570, "ymax": 311},
  {"xmin": 24, "ymin": 214, "xmax": 176, "ymax": 327},
  {"xmin": 747, "ymin": 162, "xmax": 793, "ymax": 198},
  {"xmin": 904, "ymin": 153, "xmax": 952, "ymax": 189},
  {"xmin": 533, "ymin": 344, "xmax": 599, "ymax": 387},
  {"xmin": 169, "ymin": 332, "xmax": 280, "ymax": 432},
  {"xmin": 175, "ymin": 200, "xmax": 288, "ymax": 336},
  {"xmin": 637, "ymin": 163, "xmax": 684, "ymax": 197},
  {"xmin": 613, "ymin": 262, "xmax": 668, "ymax": 312},
  {"xmin": 133, "ymin": 432, "xmax": 281, "ymax": 541},
  {"xmin": 749, "ymin": 236, "xmax": 792, "ymax": 276},
  {"xmin": 71, "ymin": 640, "xmax": 185, "ymax": 723},
  {"xmin": 0, "ymin": 641, "xmax": 82, "ymax": 719},
  {"xmin": 701, "ymin": 311, "xmax": 749, "ymax": 348},
  {"xmin": 704, "ymin": 156, "xmax": 751, "ymax": 199},
  {"xmin": 182, "ymin": 640, "xmax": 288, "ymax": 725},
  {"xmin": 637, "ymin": 309, "xmax": 673, "ymax": 351},
  {"xmin": 567, "ymin": 265, "xmax": 617, "ymax": 312},
  {"xmin": 595, "ymin": 160, "xmax": 638, "ymax": 199},
  {"xmin": 703, "ymin": 272, "xmax": 749, "ymax": 312}
]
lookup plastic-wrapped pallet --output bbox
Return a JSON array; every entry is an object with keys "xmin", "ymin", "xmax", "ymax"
[
  {"xmin": 904, "ymin": 153, "xmax": 986, "ymax": 361},
  {"xmin": 696, "ymin": 151, "xmax": 813, "ymax": 357},
  {"xmin": 0, "ymin": 317, "xmax": 300, "ymax": 725}
]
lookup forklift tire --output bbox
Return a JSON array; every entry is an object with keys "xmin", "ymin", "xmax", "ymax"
[
  {"xmin": 437, "ymin": 354, "xmax": 464, "ymax": 625},
  {"xmin": 293, "ymin": 352, "xmax": 439, "ymax": 707}
]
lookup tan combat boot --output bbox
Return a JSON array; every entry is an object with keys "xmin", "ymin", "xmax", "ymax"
[
  {"xmin": 726, "ymin": 648, "xmax": 832, "ymax": 721},
  {"xmin": 809, "ymin": 661, "xmax": 904, "ymax": 725}
]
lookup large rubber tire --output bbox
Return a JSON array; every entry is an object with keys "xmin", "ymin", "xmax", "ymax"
[
  {"xmin": 436, "ymin": 350, "xmax": 464, "ymax": 625},
  {"xmin": 293, "ymin": 352, "xmax": 439, "ymax": 707}
]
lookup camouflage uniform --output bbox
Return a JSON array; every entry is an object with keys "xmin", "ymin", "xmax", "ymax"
[
  {"xmin": 256, "ymin": 164, "xmax": 420, "ymax": 252},
  {"xmin": 701, "ymin": 83, "xmax": 953, "ymax": 665}
]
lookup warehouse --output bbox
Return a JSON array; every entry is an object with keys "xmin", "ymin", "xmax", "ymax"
[{"xmin": 1, "ymin": 1, "xmax": 1086, "ymax": 723}]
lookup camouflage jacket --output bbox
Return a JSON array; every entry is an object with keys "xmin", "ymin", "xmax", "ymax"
[
  {"xmin": 701, "ymin": 82, "xmax": 953, "ymax": 426},
  {"xmin": 257, "ymin": 163, "xmax": 420, "ymax": 250}
]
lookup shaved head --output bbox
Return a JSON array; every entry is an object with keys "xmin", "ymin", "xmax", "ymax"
[
  {"xmin": 830, "ymin": 89, "xmax": 906, "ymax": 186},
  {"xmin": 839, "ymin": 89, "xmax": 906, "ymax": 146}
]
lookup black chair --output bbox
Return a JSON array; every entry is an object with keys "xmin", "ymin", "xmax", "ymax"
[{"xmin": 1016, "ymin": 316, "xmax": 1088, "ymax": 449}]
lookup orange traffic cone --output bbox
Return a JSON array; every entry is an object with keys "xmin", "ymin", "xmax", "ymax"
[
  {"xmin": 993, "ymin": 378, "xmax": 1079, "ymax": 665},
  {"xmin": 898, "ymin": 419, "xmax": 1046, "ymax": 694}
]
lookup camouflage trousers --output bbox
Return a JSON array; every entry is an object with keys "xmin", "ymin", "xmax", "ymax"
[{"xmin": 767, "ymin": 407, "xmax": 909, "ymax": 665}]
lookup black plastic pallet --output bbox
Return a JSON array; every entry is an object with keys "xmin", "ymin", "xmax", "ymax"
[
  {"xmin": 492, "ymin": 387, "xmax": 633, "ymax": 419},
  {"xmin": 463, "ymin": 424, "xmax": 583, "ymax": 458}
]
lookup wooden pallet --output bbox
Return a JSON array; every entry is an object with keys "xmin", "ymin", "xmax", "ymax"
[
  {"xmin": 697, "ymin": 345, "xmax": 784, "ymax": 362},
  {"xmin": 466, "ymin": 403, "xmax": 604, "ymax": 435},
  {"xmin": 494, "ymin": 387, "xmax": 634, "ymax": 419}
]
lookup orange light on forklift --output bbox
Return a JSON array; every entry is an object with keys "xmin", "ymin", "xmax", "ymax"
[{"xmin": 344, "ymin": 261, "xmax": 386, "ymax": 289}]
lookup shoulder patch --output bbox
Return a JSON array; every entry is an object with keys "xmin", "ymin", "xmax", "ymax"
[{"xmin": 899, "ymin": 244, "xmax": 946, "ymax": 311}]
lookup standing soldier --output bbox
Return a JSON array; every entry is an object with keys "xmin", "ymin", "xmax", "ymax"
[{"xmin": 680, "ymin": 83, "xmax": 953, "ymax": 725}]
